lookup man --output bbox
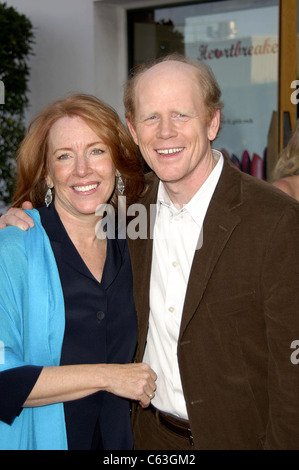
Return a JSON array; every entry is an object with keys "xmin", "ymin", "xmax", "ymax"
[
  {"xmin": 2, "ymin": 54, "xmax": 299, "ymax": 450},
  {"xmin": 123, "ymin": 54, "xmax": 299, "ymax": 450}
]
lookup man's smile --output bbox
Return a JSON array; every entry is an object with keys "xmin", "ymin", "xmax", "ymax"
[{"xmin": 156, "ymin": 147, "xmax": 184, "ymax": 155}]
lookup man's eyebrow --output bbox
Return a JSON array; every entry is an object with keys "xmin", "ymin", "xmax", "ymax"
[{"xmin": 139, "ymin": 111, "xmax": 159, "ymax": 119}]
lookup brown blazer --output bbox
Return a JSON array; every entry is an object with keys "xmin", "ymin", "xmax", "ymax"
[{"xmin": 128, "ymin": 156, "xmax": 299, "ymax": 449}]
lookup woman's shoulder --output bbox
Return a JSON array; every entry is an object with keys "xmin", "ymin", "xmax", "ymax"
[{"xmin": 0, "ymin": 209, "xmax": 41, "ymax": 253}]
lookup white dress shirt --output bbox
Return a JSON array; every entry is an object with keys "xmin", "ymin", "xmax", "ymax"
[{"xmin": 143, "ymin": 150, "xmax": 224, "ymax": 419}]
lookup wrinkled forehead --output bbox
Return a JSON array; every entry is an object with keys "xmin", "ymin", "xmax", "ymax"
[
  {"xmin": 136, "ymin": 60, "xmax": 200, "ymax": 93},
  {"xmin": 133, "ymin": 61, "xmax": 205, "ymax": 113}
]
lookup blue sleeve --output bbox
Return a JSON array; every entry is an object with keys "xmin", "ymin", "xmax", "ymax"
[
  {"xmin": 0, "ymin": 226, "xmax": 43, "ymax": 425},
  {"xmin": 0, "ymin": 365, "xmax": 43, "ymax": 425}
]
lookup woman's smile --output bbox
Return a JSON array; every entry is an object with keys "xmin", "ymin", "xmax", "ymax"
[{"xmin": 71, "ymin": 182, "xmax": 100, "ymax": 194}]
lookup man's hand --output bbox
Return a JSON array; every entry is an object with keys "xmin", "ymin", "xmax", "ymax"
[{"xmin": 0, "ymin": 201, "xmax": 34, "ymax": 230}]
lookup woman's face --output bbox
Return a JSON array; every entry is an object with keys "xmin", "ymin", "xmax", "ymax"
[{"xmin": 46, "ymin": 115, "xmax": 116, "ymax": 219}]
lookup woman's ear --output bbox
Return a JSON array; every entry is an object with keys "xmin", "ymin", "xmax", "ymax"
[{"xmin": 45, "ymin": 175, "xmax": 54, "ymax": 189}]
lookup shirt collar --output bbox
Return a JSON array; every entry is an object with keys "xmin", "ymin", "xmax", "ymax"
[{"xmin": 157, "ymin": 150, "xmax": 224, "ymax": 225}]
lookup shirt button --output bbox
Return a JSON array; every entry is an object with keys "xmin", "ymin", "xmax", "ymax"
[
  {"xmin": 168, "ymin": 306, "xmax": 175, "ymax": 313},
  {"xmin": 97, "ymin": 311, "xmax": 105, "ymax": 321},
  {"xmin": 172, "ymin": 261, "xmax": 179, "ymax": 267}
]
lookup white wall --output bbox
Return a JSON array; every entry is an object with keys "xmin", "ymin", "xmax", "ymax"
[
  {"xmin": 93, "ymin": 1, "xmax": 127, "ymax": 119},
  {"xmin": 5, "ymin": 0, "xmax": 96, "ymax": 124},
  {"xmin": 5, "ymin": 0, "xmax": 193, "ymax": 124}
]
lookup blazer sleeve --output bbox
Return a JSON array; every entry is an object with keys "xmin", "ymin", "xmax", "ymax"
[{"xmin": 262, "ymin": 202, "xmax": 299, "ymax": 449}]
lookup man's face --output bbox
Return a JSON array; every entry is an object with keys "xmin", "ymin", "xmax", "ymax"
[{"xmin": 127, "ymin": 61, "xmax": 220, "ymax": 196}]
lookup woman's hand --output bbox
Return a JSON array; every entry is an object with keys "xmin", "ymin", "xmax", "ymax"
[
  {"xmin": 101, "ymin": 362, "xmax": 157, "ymax": 408},
  {"xmin": 25, "ymin": 362, "xmax": 157, "ymax": 409},
  {"xmin": 0, "ymin": 201, "xmax": 34, "ymax": 230}
]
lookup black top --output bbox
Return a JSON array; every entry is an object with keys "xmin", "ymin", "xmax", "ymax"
[{"xmin": 0, "ymin": 204, "xmax": 137, "ymax": 450}]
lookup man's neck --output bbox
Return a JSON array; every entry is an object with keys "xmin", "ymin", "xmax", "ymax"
[{"xmin": 162, "ymin": 153, "xmax": 217, "ymax": 208}]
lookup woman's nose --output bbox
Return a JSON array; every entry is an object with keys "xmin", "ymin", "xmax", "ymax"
[{"xmin": 74, "ymin": 155, "xmax": 90, "ymax": 176}]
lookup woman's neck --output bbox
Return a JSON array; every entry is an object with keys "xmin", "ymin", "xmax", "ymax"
[
  {"xmin": 54, "ymin": 202, "xmax": 101, "ymax": 247},
  {"xmin": 54, "ymin": 202, "xmax": 107, "ymax": 283}
]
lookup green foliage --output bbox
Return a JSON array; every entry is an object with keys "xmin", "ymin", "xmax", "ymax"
[{"xmin": 0, "ymin": 2, "xmax": 34, "ymax": 206}]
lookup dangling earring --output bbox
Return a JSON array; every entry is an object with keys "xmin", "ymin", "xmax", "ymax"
[
  {"xmin": 117, "ymin": 172, "xmax": 125, "ymax": 195},
  {"xmin": 45, "ymin": 184, "xmax": 53, "ymax": 207}
]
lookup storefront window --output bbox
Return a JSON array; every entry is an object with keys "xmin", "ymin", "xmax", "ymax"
[{"xmin": 128, "ymin": 0, "xmax": 279, "ymax": 179}]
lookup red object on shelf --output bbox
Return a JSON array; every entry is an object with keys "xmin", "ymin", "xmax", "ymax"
[
  {"xmin": 241, "ymin": 150, "xmax": 251, "ymax": 174},
  {"xmin": 251, "ymin": 153, "xmax": 264, "ymax": 179}
]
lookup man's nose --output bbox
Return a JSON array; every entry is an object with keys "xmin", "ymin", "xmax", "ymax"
[{"xmin": 157, "ymin": 116, "xmax": 177, "ymax": 139}]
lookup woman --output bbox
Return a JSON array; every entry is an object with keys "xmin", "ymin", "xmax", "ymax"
[
  {"xmin": 271, "ymin": 119, "xmax": 299, "ymax": 201},
  {"xmin": 0, "ymin": 94, "xmax": 157, "ymax": 450}
]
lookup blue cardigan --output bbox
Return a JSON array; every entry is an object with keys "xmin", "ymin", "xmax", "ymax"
[{"xmin": 0, "ymin": 210, "xmax": 68, "ymax": 450}]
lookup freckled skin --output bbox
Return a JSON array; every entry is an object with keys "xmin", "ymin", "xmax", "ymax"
[
  {"xmin": 46, "ymin": 116, "xmax": 117, "ymax": 220},
  {"xmin": 126, "ymin": 60, "xmax": 220, "ymax": 206}
]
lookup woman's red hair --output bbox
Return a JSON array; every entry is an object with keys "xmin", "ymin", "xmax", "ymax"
[{"xmin": 12, "ymin": 93, "xmax": 145, "ymax": 208}]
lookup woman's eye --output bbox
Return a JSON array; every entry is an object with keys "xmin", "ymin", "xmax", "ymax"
[
  {"xmin": 57, "ymin": 153, "xmax": 70, "ymax": 160},
  {"xmin": 90, "ymin": 148, "xmax": 104, "ymax": 155}
]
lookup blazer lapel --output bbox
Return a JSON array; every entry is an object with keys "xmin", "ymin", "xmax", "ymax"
[
  {"xmin": 179, "ymin": 157, "xmax": 243, "ymax": 337},
  {"xmin": 130, "ymin": 160, "xmax": 244, "ymax": 350},
  {"xmin": 128, "ymin": 174, "xmax": 158, "ymax": 354}
]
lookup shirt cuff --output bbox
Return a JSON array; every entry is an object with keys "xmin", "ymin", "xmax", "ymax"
[{"xmin": 0, "ymin": 365, "xmax": 43, "ymax": 424}]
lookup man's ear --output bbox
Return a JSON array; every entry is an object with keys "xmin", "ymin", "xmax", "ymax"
[
  {"xmin": 207, "ymin": 109, "xmax": 221, "ymax": 142},
  {"xmin": 126, "ymin": 118, "xmax": 139, "ymax": 146}
]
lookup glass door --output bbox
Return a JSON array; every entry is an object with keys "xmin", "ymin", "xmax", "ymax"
[{"xmin": 127, "ymin": 0, "xmax": 280, "ymax": 180}]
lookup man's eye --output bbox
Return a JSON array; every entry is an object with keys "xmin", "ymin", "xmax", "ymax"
[
  {"xmin": 171, "ymin": 113, "xmax": 190, "ymax": 122},
  {"xmin": 173, "ymin": 113, "xmax": 187, "ymax": 119}
]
